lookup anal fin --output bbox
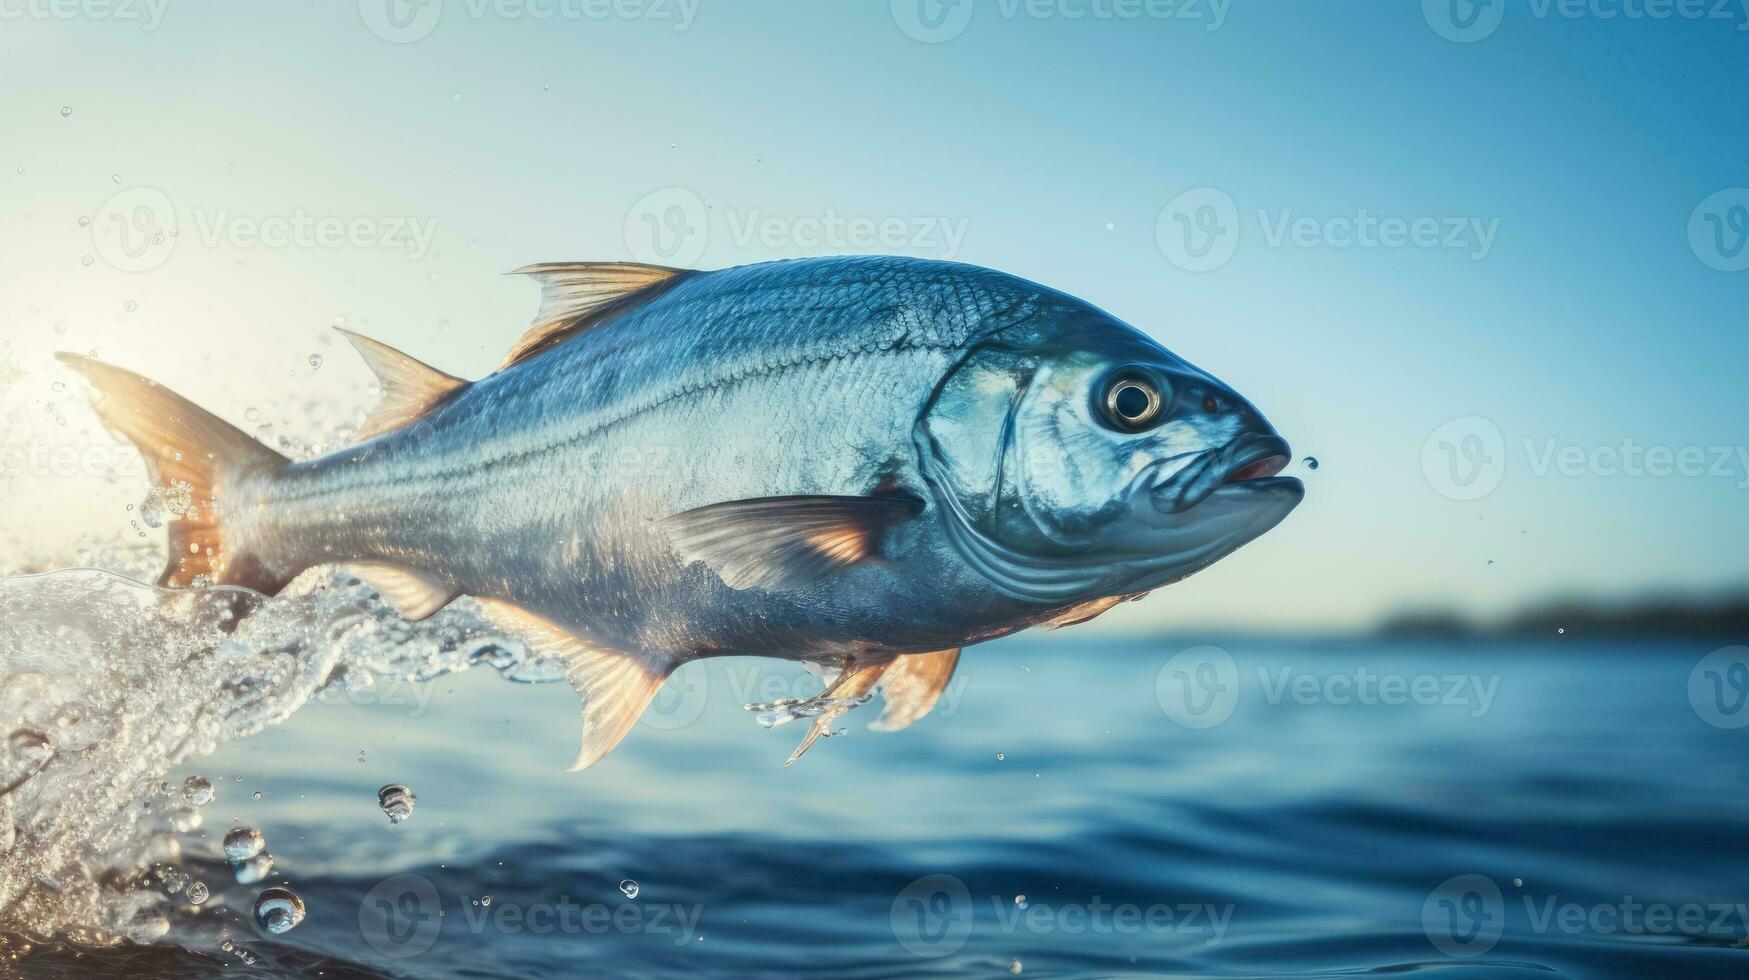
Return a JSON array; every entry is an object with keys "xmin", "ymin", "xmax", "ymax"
[
  {"xmin": 476, "ymin": 600, "xmax": 675, "ymax": 771},
  {"xmin": 869, "ymin": 648, "xmax": 961, "ymax": 732},
  {"xmin": 344, "ymin": 562, "xmax": 459, "ymax": 621}
]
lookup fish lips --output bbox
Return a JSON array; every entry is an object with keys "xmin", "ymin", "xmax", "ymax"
[{"xmin": 1146, "ymin": 433, "xmax": 1303, "ymax": 516}]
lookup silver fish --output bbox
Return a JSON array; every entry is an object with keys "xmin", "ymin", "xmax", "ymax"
[{"xmin": 60, "ymin": 255, "xmax": 1301, "ymax": 769}]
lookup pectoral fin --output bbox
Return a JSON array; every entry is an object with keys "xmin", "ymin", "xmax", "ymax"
[
  {"xmin": 344, "ymin": 562, "xmax": 460, "ymax": 621},
  {"xmin": 477, "ymin": 600, "xmax": 676, "ymax": 771},
  {"xmin": 869, "ymin": 648, "xmax": 961, "ymax": 732},
  {"xmin": 661, "ymin": 493, "xmax": 924, "ymax": 591}
]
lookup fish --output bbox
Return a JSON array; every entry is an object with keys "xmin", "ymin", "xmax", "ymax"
[{"xmin": 58, "ymin": 255, "xmax": 1302, "ymax": 770}]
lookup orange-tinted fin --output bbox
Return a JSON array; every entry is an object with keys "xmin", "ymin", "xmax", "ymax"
[
  {"xmin": 660, "ymin": 494, "xmax": 924, "ymax": 591},
  {"xmin": 476, "ymin": 600, "xmax": 678, "ymax": 772},
  {"xmin": 56, "ymin": 353, "xmax": 288, "ymax": 591},
  {"xmin": 503, "ymin": 262, "xmax": 690, "ymax": 369},
  {"xmin": 786, "ymin": 658, "xmax": 889, "ymax": 767},
  {"xmin": 343, "ymin": 562, "xmax": 460, "ymax": 621},
  {"xmin": 335, "ymin": 328, "xmax": 468, "ymax": 441},
  {"xmin": 869, "ymin": 648, "xmax": 962, "ymax": 732}
]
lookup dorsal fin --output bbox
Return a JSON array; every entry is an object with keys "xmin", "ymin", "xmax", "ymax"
[
  {"xmin": 503, "ymin": 262, "xmax": 688, "ymax": 369},
  {"xmin": 337, "ymin": 329, "xmax": 468, "ymax": 441}
]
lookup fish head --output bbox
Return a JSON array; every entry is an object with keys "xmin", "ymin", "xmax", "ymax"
[{"xmin": 915, "ymin": 310, "xmax": 1302, "ymax": 605}]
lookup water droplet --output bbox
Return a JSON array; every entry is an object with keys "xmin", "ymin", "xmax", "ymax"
[
  {"xmin": 480, "ymin": 895, "xmax": 492, "ymax": 907},
  {"xmin": 1513, "ymin": 877, "xmax": 1524, "ymax": 887},
  {"xmin": 996, "ymin": 752, "xmax": 1005, "ymax": 761},
  {"xmin": 253, "ymin": 886, "xmax": 306, "ymax": 934},
  {"xmin": 162, "ymin": 869, "xmax": 189, "ymax": 895},
  {"xmin": 187, "ymin": 881, "xmax": 209, "ymax": 904},
  {"xmin": 77, "ymin": 215, "xmax": 90, "ymax": 228},
  {"xmin": 1302, "ymin": 456, "xmax": 1319, "ymax": 471},
  {"xmin": 619, "ymin": 879, "xmax": 639, "ymax": 899},
  {"xmin": 1014, "ymin": 894, "xmax": 1027, "ymax": 909},
  {"xmin": 60, "ymin": 106, "xmax": 72, "ymax": 118},
  {"xmin": 233, "ymin": 851, "xmax": 274, "ymax": 883},
  {"xmin": 169, "ymin": 806, "xmax": 202, "ymax": 832},
  {"xmin": 1556, "ymin": 627, "xmax": 1565, "ymax": 635},
  {"xmin": 378, "ymin": 784, "xmax": 416, "ymax": 824},
  {"xmin": 308, "ymin": 353, "xmax": 323, "ymax": 370},
  {"xmin": 80, "ymin": 255, "xmax": 95, "ymax": 267},
  {"xmin": 223, "ymin": 826, "xmax": 265, "ymax": 860},
  {"xmin": 111, "ymin": 174, "xmax": 121, "ymax": 184},
  {"xmin": 251, "ymin": 791, "xmax": 262, "ymax": 800}
]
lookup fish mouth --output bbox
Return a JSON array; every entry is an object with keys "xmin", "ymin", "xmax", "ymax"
[{"xmin": 1148, "ymin": 433, "xmax": 1299, "ymax": 514}]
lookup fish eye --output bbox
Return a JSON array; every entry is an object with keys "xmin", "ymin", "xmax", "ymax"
[{"xmin": 1098, "ymin": 369, "xmax": 1166, "ymax": 431}]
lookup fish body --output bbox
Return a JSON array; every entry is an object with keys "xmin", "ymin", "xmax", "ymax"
[{"xmin": 61, "ymin": 255, "xmax": 1302, "ymax": 768}]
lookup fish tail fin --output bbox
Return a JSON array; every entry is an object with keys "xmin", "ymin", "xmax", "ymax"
[{"xmin": 57, "ymin": 353, "xmax": 290, "ymax": 591}]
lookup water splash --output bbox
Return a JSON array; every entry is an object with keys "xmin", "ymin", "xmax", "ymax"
[{"xmin": 0, "ymin": 565, "xmax": 566, "ymax": 948}]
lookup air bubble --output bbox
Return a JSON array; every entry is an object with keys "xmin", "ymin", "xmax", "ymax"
[
  {"xmin": 619, "ymin": 879, "xmax": 639, "ymax": 899},
  {"xmin": 1302, "ymin": 456, "xmax": 1319, "ymax": 471}
]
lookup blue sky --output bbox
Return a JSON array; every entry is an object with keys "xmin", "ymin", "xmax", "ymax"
[{"xmin": 2, "ymin": 1, "xmax": 1746, "ymax": 630}]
